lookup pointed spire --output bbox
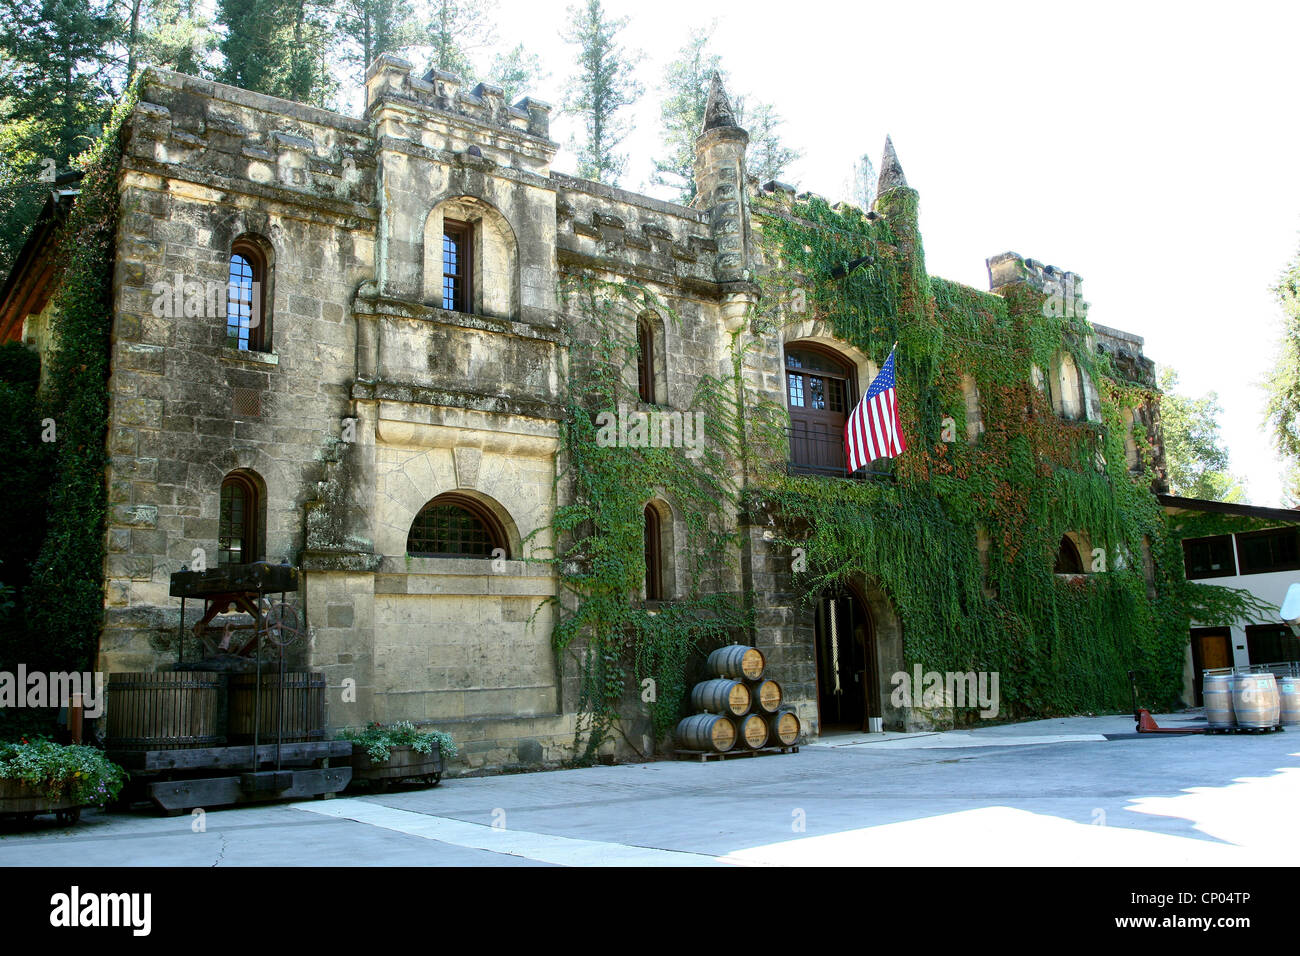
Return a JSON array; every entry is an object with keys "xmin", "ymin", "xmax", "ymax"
[
  {"xmin": 877, "ymin": 135, "xmax": 907, "ymax": 194},
  {"xmin": 702, "ymin": 72, "xmax": 738, "ymax": 132}
]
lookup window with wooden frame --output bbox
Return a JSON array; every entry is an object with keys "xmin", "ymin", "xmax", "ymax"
[
  {"xmin": 218, "ymin": 472, "xmax": 261, "ymax": 566},
  {"xmin": 441, "ymin": 220, "xmax": 472, "ymax": 313},
  {"xmin": 1182, "ymin": 534, "xmax": 1237, "ymax": 579},
  {"xmin": 226, "ymin": 239, "xmax": 268, "ymax": 352},
  {"xmin": 1235, "ymin": 527, "xmax": 1300, "ymax": 576},
  {"xmin": 644, "ymin": 504, "xmax": 663, "ymax": 601},
  {"xmin": 637, "ymin": 317, "xmax": 655, "ymax": 403},
  {"xmin": 785, "ymin": 345, "xmax": 856, "ymax": 475},
  {"xmin": 407, "ymin": 493, "xmax": 507, "ymax": 558}
]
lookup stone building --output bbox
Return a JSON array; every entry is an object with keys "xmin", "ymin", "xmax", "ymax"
[{"xmin": 1, "ymin": 60, "xmax": 1169, "ymax": 771}]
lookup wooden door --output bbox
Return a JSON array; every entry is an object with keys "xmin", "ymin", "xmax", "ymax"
[
  {"xmin": 787, "ymin": 347, "xmax": 855, "ymax": 474},
  {"xmin": 1189, "ymin": 628, "xmax": 1232, "ymax": 705}
]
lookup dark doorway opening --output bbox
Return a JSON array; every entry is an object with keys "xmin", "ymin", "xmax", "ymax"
[{"xmin": 814, "ymin": 588, "xmax": 880, "ymax": 731}]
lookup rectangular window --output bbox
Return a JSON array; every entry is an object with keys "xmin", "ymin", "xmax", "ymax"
[
  {"xmin": 1235, "ymin": 527, "xmax": 1300, "ymax": 575},
  {"xmin": 1182, "ymin": 534, "xmax": 1237, "ymax": 579},
  {"xmin": 1245, "ymin": 623, "xmax": 1300, "ymax": 665},
  {"xmin": 441, "ymin": 221, "xmax": 471, "ymax": 313}
]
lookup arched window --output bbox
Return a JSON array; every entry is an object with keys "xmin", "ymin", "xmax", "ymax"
[
  {"xmin": 1053, "ymin": 351, "xmax": 1088, "ymax": 421},
  {"xmin": 227, "ymin": 238, "xmax": 269, "ymax": 352},
  {"xmin": 637, "ymin": 316, "xmax": 655, "ymax": 403},
  {"xmin": 961, "ymin": 373, "xmax": 984, "ymax": 442},
  {"xmin": 644, "ymin": 504, "xmax": 663, "ymax": 601},
  {"xmin": 407, "ymin": 493, "xmax": 508, "ymax": 558},
  {"xmin": 219, "ymin": 472, "xmax": 262, "ymax": 565},
  {"xmin": 785, "ymin": 345, "xmax": 856, "ymax": 474},
  {"xmin": 1053, "ymin": 535, "xmax": 1084, "ymax": 575},
  {"xmin": 423, "ymin": 198, "xmax": 517, "ymax": 320}
]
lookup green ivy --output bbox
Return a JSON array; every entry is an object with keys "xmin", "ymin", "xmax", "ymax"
[
  {"xmin": 534, "ymin": 275, "xmax": 750, "ymax": 758},
  {"xmin": 745, "ymin": 185, "xmax": 1266, "ymax": 715},
  {"xmin": 23, "ymin": 83, "xmax": 138, "ymax": 674}
]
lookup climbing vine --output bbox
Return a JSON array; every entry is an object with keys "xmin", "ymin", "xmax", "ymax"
[
  {"xmin": 23, "ymin": 83, "xmax": 137, "ymax": 674},
  {"xmin": 535, "ymin": 275, "xmax": 750, "ymax": 759},
  {"xmin": 744, "ymin": 187, "xmax": 1267, "ymax": 715}
]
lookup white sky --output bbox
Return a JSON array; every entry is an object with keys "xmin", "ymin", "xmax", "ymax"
[{"xmin": 364, "ymin": 0, "xmax": 1300, "ymax": 504}]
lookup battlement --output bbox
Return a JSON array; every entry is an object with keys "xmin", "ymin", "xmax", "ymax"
[
  {"xmin": 364, "ymin": 53, "xmax": 552, "ymax": 142},
  {"xmin": 986, "ymin": 251, "xmax": 1084, "ymax": 300}
]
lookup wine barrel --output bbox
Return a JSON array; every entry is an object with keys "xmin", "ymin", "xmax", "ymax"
[
  {"xmin": 707, "ymin": 644, "xmax": 765, "ymax": 681},
  {"xmin": 676, "ymin": 714, "xmax": 736, "ymax": 753},
  {"xmin": 690, "ymin": 678, "xmax": 751, "ymax": 717},
  {"xmin": 1278, "ymin": 673, "xmax": 1300, "ymax": 726},
  {"xmin": 766, "ymin": 709, "xmax": 801, "ymax": 747},
  {"xmin": 736, "ymin": 713, "xmax": 768, "ymax": 750},
  {"xmin": 751, "ymin": 679, "xmax": 782, "ymax": 714},
  {"xmin": 227, "ymin": 672, "xmax": 326, "ymax": 743},
  {"xmin": 1203, "ymin": 669, "xmax": 1235, "ymax": 729},
  {"xmin": 105, "ymin": 671, "xmax": 224, "ymax": 750},
  {"xmin": 1232, "ymin": 672, "xmax": 1280, "ymax": 729}
]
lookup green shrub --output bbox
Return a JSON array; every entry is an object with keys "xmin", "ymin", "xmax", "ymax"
[
  {"xmin": 337, "ymin": 721, "xmax": 457, "ymax": 763},
  {"xmin": 0, "ymin": 738, "xmax": 126, "ymax": 805}
]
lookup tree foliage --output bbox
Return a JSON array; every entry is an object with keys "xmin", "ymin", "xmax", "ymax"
[
  {"xmin": 561, "ymin": 0, "xmax": 642, "ymax": 185},
  {"xmin": 1266, "ymin": 244, "xmax": 1300, "ymax": 465},
  {"xmin": 216, "ymin": 0, "xmax": 336, "ymax": 107},
  {"xmin": 651, "ymin": 25, "xmax": 798, "ymax": 203},
  {"xmin": 1158, "ymin": 367, "xmax": 1245, "ymax": 503}
]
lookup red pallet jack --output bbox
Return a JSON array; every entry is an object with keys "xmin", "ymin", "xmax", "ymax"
[{"xmin": 1129, "ymin": 670, "xmax": 1204, "ymax": 734}]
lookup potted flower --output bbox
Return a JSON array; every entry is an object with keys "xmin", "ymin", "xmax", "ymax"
[
  {"xmin": 336, "ymin": 721, "xmax": 456, "ymax": 790},
  {"xmin": 0, "ymin": 738, "xmax": 128, "ymax": 824}
]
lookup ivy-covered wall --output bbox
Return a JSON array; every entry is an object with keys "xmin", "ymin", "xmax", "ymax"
[{"xmin": 546, "ymin": 168, "xmax": 1270, "ymax": 750}]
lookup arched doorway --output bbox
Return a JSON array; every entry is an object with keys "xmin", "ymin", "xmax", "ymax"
[{"xmin": 814, "ymin": 587, "xmax": 880, "ymax": 731}]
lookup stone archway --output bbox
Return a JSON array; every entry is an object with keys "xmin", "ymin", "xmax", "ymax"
[{"xmin": 812, "ymin": 577, "xmax": 904, "ymax": 732}]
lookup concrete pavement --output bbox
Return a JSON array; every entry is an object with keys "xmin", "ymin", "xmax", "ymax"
[{"xmin": 2, "ymin": 712, "xmax": 1297, "ymax": 866}]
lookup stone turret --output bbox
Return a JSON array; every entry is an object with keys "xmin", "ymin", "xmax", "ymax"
[
  {"xmin": 693, "ymin": 73, "xmax": 751, "ymax": 284},
  {"xmin": 872, "ymin": 135, "xmax": 923, "ymax": 268}
]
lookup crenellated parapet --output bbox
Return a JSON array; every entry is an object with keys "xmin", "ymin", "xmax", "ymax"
[
  {"xmin": 124, "ymin": 68, "xmax": 377, "ymax": 211},
  {"xmin": 986, "ymin": 250, "xmax": 1086, "ymax": 308},
  {"xmin": 364, "ymin": 53, "xmax": 555, "ymax": 170}
]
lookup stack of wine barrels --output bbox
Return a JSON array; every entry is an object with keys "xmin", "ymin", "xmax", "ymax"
[
  {"xmin": 1203, "ymin": 664, "xmax": 1285, "ymax": 733},
  {"xmin": 675, "ymin": 644, "xmax": 802, "ymax": 755}
]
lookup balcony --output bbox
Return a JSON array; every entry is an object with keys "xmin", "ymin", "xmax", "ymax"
[{"xmin": 785, "ymin": 427, "xmax": 894, "ymax": 481}]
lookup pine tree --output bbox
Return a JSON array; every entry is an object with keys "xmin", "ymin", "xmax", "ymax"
[
  {"xmin": 651, "ymin": 26, "xmax": 721, "ymax": 203},
  {"xmin": 561, "ymin": 0, "xmax": 642, "ymax": 185},
  {"xmin": 487, "ymin": 43, "xmax": 547, "ymax": 105},
  {"xmin": 216, "ymin": 0, "xmax": 335, "ymax": 107},
  {"xmin": 0, "ymin": 0, "xmax": 117, "ymax": 274},
  {"xmin": 423, "ymin": 0, "xmax": 496, "ymax": 78},
  {"xmin": 336, "ymin": 0, "xmax": 419, "ymax": 90},
  {"xmin": 743, "ymin": 100, "xmax": 799, "ymax": 186},
  {"xmin": 845, "ymin": 153, "xmax": 877, "ymax": 209}
]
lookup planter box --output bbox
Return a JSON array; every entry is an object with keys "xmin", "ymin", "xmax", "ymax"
[
  {"xmin": 0, "ymin": 778, "xmax": 86, "ymax": 824},
  {"xmin": 349, "ymin": 744, "xmax": 443, "ymax": 789}
]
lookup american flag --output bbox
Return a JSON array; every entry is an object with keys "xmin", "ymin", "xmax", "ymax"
[{"xmin": 845, "ymin": 346, "xmax": 906, "ymax": 471}]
